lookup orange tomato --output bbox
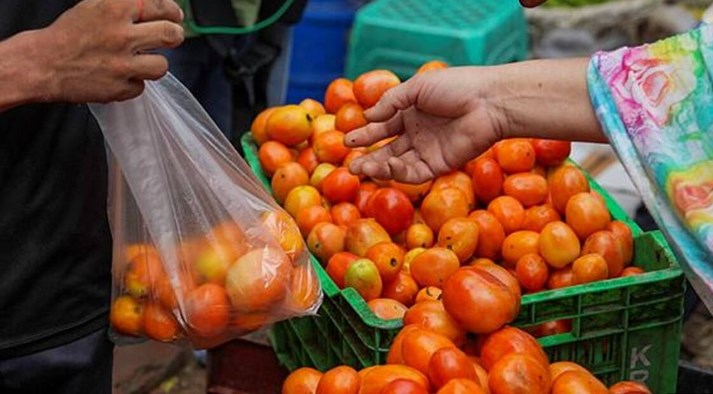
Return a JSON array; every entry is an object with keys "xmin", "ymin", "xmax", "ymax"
[
  {"xmin": 110, "ymin": 295, "xmax": 143, "ymax": 336},
  {"xmin": 283, "ymin": 185, "xmax": 322, "ymax": 218},
  {"xmin": 343, "ymin": 149, "xmax": 366, "ymax": 172},
  {"xmin": 296, "ymin": 205, "xmax": 333, "ymax": 236},
  {"xmin": 436, "ymin": 217, "xmax": 480, "ymax": 263},
  {"xmin": 391, "ymin": 180, "xmax": 433, "ymax": 202},
  {"xmin": 345, "ymin": 219, "xmax": 392, "ymax": 257},
  {"xmin": 406, "ymin": 223, "xmax": 435, "ymax": 249},
  {"xmin": 501, "ymin": 230, "xmax": 540, "ymax": 268},
  {"xmin": 387, "ymin": 324, "xmax": 420, "ymax": 364},
  {"xmin": 571, "ymin": 253, "xmax": 609, "ymax": 285},
  {"xmin": 344, "ymin": 258, "xmax": 383, "ymax": 301},
  {"xmin": 549, "ymin": 166, "xmax": 590, "ymax": 214},
  {"xmin": 366, "ymin": 241, "xmax": 405, "ymax": 283},
  {"xmin": 417, "ymin": 60, "xmax": 448, "ymax": 73},
  {"xmin": 531, "ymin": 139, "xmax": 571, "ymax": 167},
  {"xmin": 432, "ymin": 171, "xmax": 476, "ymax": 210},
  {"xmin": 582, "ymin": 231, "xmax": 624, "ymax": 278},
  {"xmin": 527, "ymin": 319, "xmax": 572, "ymax": 338},
  {"xmin": 353, "ymin": 69, "xmax": 401, "ymax": 108},
  {"xmin": 404, "ymin": 299, "xmax": 466, "ymax": 345},
  {"xmin": 549, "ymin": 362, "xmax": 592, "ymax": 383},
  {"xmin": 359, "ymin": 365, "xmax": 429, "ymax": 394},
  {"xmin": 313, "ymin": 130, "xmax": 350, "ymax": 165},
  {"xmin": 469, "ymin": 210, "xmax": 506, "ymax": 261},
  {"xmin": 429, "ymin": 347, "xmax": 480, "ymax": 390},
  {"xmin": 472, "ymin": 263, "xmax": 522, "ymax": 301},
  {"xmin": 260, "ymin": 211, "xmax": 305, "ymax": 260},
  {"xmin": 550, "ymin": 371, "xmax": 608, "ymax": 394},
  {"xmin": 566, "ymin": 192, "xmax": 611, "ymax": 240},
  {"xmin": 251, "ymin": 107, "xmax": 277, "ymax": 146},
  {"xmin": 307, "ymin": 222, "xmax": 346, "ymax": 263},
  {"xmin": 383, "ymin": 271, "xmax": 419, "ymax": 307},
  {"xmin": 324, "ymin": 78, "xmax": 357, "ymax": 114},
  {"xmin": 322, "ymin": 167, "xmax": 361, "ymax": 204},
  {"xmin": 620, "ymin": 266, "xmax": 645, "ymax": 277},
  {"xmin": 284, "ymin": 262, "xmax": 321, "ymax": 313},
  {"xmin": 282, "ymin": 367, "xmax": 323, "ymax": 394},
  {"xmin": 315, "ymin": 366, "xmax": 359, "ymax": 394},
  {"xmin": 326, "ymin": 251, "xmax": 359, "ymax": 288},
  {"xmin": 522, "ymin": 205, "xmax": 561, "ymax": 232},
  {"xmin": 225, "ymin": 248, "xmax": 291, "ymax": 312},
  {"xmin": 437, "ymin": 378, "xmax": 487, "ymax": 394},
  {"xmin": 259, "ymin": 140, "xmax": 293, "ymax": 177},
  {"xmin": 272, "ymin": 162, "xmax": 310, "ymax": 204},
  {"xmin": 480, "ymin": 326, "xmax": 550, "ymax": 371},
  {"xmin": 331, "ymin": 202, "xmax": 362, "ymax": 228},
  {"xmin": 185, "ymin": 283, "xmax": 231, "ymax": 338},
  {"xmin": 143, "ymin": 302, "xmax": 180, "ymax": 342},
  {"xmin": 547, "ymin": 266, "xmax": 574, "ymax": 290},
  {"xmin": 488, "ymin": 196, "xmax": 525, "ymax": 234},
  {"xmin": 496, "ymin": 139, "xmax": 536, "ymax": 174},
  {"xmin": 421, "ymin": 187, "xmax": 470, "ymax": 233},
  {"xmin": 515, "ymin": 253, "xmax": 549, "ymax": 292},
  {"xmin": 606, "ymin": 220, "xmax": 634, "ymax": 266},
  {"xmin": 296, "ymin": 147, "xmax": 319, "ymax": 175},
  {"xmin": 401, "ymin": 328, "xmax": 457, "ymax": 375},
  {"xmin": 442, "ymin": 267, "xmax": 520, "ymax": 334},
  {"xmin": 538, "ymin": 221, "xmax": 581, "ymax": 269},
  {"xmin": 503, "ymin": 173, "xmax": 548, "ymax": 207},
  {"xmin": 299, "ymin": 98, "xmax": 326, "ymax": 118},
  {"xmin": 124, "ymin": 251, "xmax": 164, "ymax": 298},
  {"xmin": 335, "ymin": 102, "xmax": 367, "ymax": 133},
  {"xmin": 487, "ymin": 353, "xmax": 551, "ymax": 394},
  {"xmin": 380, "ymin": 379, "xmax": 429, "ymax": 394},
  {"xmin": 608, "ymin": 381, "xmax": 652, "ymax": 394},
  {"xmin": 472, "ymin": 158, "xmax": 504, "ymax": 204},
  {"xmin": 410, "ymin": 247, "xmax": 461, "ymax": 288},
  {"xmin": 312, "ymin": 114, "xmax": 336, "ymax": 140},
  {"xmin": 368, "ymin": 298, "xmax": 408, "ymax": 320},
  {"xmin": 415, "ymin": 286, "xmax": 443, "ymax": 303},
  {"xmin": 265, "ymin": 104, "xmax": 313, "ymax": 146}
]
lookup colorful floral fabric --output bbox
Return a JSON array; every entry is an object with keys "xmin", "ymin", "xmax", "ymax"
[{"xmin": 588, "ymin": 24, "xmax": 713, "ymax": 308}]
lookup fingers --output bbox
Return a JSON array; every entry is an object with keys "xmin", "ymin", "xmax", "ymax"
[
  {"xmin": 131, "ymin": 21, "xmax": 184, "ymax": 51},
  {"xmin": 387, "ymin": 153, "xmax": 435, "ymax": 184},
  {"xmin": 116, "ymin": 80, "xmax": 146, "ymax": 101},
  {"xmin": 345, "ymin": 114, "xmax": 403, "ymax": 148},
  {"xmin": 363, "ymin": 77, "xmax": 421, "ymax": 122},
  {"xmin": 131, "ymin": 54, "xmax": 169, "ymax": 80},
  {"xmin": 139, "ymin": 0, "xmax": 183, "ymax": 23},
  {"xmin": 349, "ymin": 135, "xmax": 412, "ymax": 180}
]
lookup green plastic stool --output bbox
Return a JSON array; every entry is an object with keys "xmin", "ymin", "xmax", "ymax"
[{"xmin": 346, "ymin": 0, "xmax": 529, "ymax": 79}]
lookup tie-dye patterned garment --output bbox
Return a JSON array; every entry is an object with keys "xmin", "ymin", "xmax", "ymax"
[{"xmin": 588, "ymin": 24, "xmax": 713, "ymax": 309}]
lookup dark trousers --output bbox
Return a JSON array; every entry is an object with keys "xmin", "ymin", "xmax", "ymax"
[{"xmin": 0, "ymin": 329, "xmax": 113, "ymax": 393}]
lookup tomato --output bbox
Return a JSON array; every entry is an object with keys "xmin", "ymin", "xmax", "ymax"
[
  {"xmin": 344, "ymin": 258, "xmax": 383, "ymax": 301},
  {"xmin": 606, "ymin": 220, "xmax": 634, "ymax": 266},
  {"xmin": 335, "ymin": 102, "xmax": 367, "ymax": 133},
  {"xmin": 469, "ymin": 210, "xmax": 506, "ymax": 261},
  {"xmin": 472, "ymin": 158, "xmax": 504, "ymax": 204},
  {"xmin": 421, "ymin": 187, "xmax": 470, "ymax": 233},
  {"xmin": 312, "ymin": 114, "xmax": 336, "ymax": 141},
  {"xmin": 515, "ymin": 253, "xmax": 549, "ymax": 292},
  {"xmin": 410, "ymin": 247, "xmax": 461, "ymax": 288},
  {"xmin": 322, "ymin": 167, "xmax": 361, "ymax": 204},
  {"xmin": 620, "ymin": 266, "xmax": 645, "ymax": 277},
  {"xmin": 404, "ymin": 300, "xmax": 466, "ymax": 346},
  {"xmin": 401, "ymin": 328, "xmax": 457, "ymax": 375},
  {"xmin": 406, "ymin": 223, "xmax": 435, "ymax": 249},
  {"xmin": 316, "ymin": 366, "xmax": 360, "ymax": 394},
  {"xmin": 324, "ymin": 78, "xmax": 357, "ymax": 114},
  {"xmin": 185, "ymin": 284, "xmax": 231, "ymax": 338},
  {"xmin": 310, "ymin": 163, "xmax": 336, "ymax": 192},
  {"xmin": 299, "ymin": 98, "xmax": 326, "ymax": 118},
  {"xmin": 343, "ymin": 149, "xmax": 366, "ymax": 173},
  {"xmin": 353, "ymin": 70, "xmax": 401, "ymax": 108},
  {"xmin": 549, "ymin": 362, "xmax": 592, "ymax": 382},
  {"xmin": 417, "ymin": 60, "xmax": 448, "ymax": 74},
  {"xmin": 284, "ymin": 185, "xmax": 322, "ymax": 218},
  {"xmin": 527, "ymin": 319, "xmax": 572, "ymax": 338},
  {"xmin": 429, "ymin": 347, "xmax": 479, "ymax": 390},
  {"xmin": 503, "ymin": 173, "xmax": 548, "ymax": 207},
  {"xmin": 437, "ymin": 379, "xmax": 487, "ymax": 394},
  {"xmin": 480, "ymin": 326, "xmax": 550, "ymax": 371},
  {"xmin": 387, "ymin": 324, "xmax": 421, "ymax": 364},
  {"xmin": 368, "ymin": 298, "xmax": 408, "ymax": 320},
  {"xmin": 260, "ymin": 211, "xmax": 304, "ymax": 261},
  {"xmin": 566, "ymin": 192, "xmax": 611, "ymax": 240},
  {"xmin": 296, "ymin": 204, "xmax": 333, "ymax": 237},
  {"xmin": 370, "ymin": 188, "xmax": 415, "ymax": 236},
  {"xmin": 359, "ymin": 365, "xmax": 429, "ymax": 394},
  {"xmin": 442, "ymin": 267, "xmax": 520, "ymax": 334},
  {"xmin": 496, "ymin": 139, "xmax": 536, "ymax": 174},
  {"xmin": 608, "ymin": 381, "xmax": 652, "ymax": 394},
  {"xmin": 111, "ymin": 296, "xmax": 143, "ymax": 336},
  {"xmin": 432, "ymin": 171, "xmax": 476, "ymax": 210},
  {"xmin": 313, "ymin": 130, "xmax": 350, "ymax": 164},
  {"xmin": 582, "ymin": 231, "xmax": 624, "ymax": 277},
  {"xmin": 259, "ymin": 141, "xmax": 293, "ymax": 177},
  {"xmin": 551, "ymin": 370, "xmax": 608, "ymax": 394},
  {"xmin": 265, "ymin": 105, "xmax": 313, "ymax": 146},
  {"xmin": 549, "ymin": 166, "xmax": 590, "ymax": 214},
  {"xmin": 488, "ymin": 196, "xmax": 525, "ymax": 234},
  {"xmin": 326, "ymin": 252, "xmax": 359, "ymax": 288},
  {"xmin": 282, "ymin": 367, "xmax": 323, "ymax": 394},
  {"xmin": 331, "ymin": 202, "xmax": 362, "ymax": 228},
  {"xmin": 522, "ymin": 205, "xmax": 561, "ymax": 232},
  {"xmin": 415, "ymin": 286, "xmax": 442, "ymax": 303},
  {"xmin": 547, "ymin": 266, "xmax": 574, "ymax": 290},
  {"xmin": 471, "ymin": 263, "xmax": 522, "ymax": 302},
  {"xmin": 250, "ymin": 107, "xmax": 277, "ymax": 146},
  {"xmin": 487, "ymin": 353, "xmax": 551, "ymax": 394},
  {"xmin": 306, "ymin": 222, "xmax": 346, "ymax": 263},
  {"xmin": 437, "ymin": 217, "xmax": 480, "ymax": 263},
  {"xmin": 380, "ymin": 379, "xmax": 429, "ymax": 394},
  {"xmin": 531, "ymin": 139, "xmax": 571, "ymax": 166},
  {"xmin": 366, "ymin": 242, "xmax": 405, "ymax": 283},
  {"xmin": 501, "ymin": 231, "xmax": 540, "ymax": 268},
  {"xmin": 383, "ymin": 271, "xmax": 419, "ymax": 306},
  {"xmin": 402, "ymin": 247, "xmax": 426, "ymax": 275},
  {"xmin": 538, "ymin": 221, "xmax": 581, "ymax": 269},
  {"xmin": 391, "ymin": 180, "xmax": 433, "ymax": 202},
  {"xmin": 571, "ymin": 253, "xmax": 609, "ymax": 285},
  {"xmin": 355, "ymin": 182, "xmax": 379, "ymax": 215},
  {"xmin": 345, "ymin": 219, "xmax": 392, "ymax": 257}
]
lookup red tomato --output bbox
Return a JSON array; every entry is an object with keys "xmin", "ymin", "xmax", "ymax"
[
  {"xmin": 531, "ymin": 139, "xmax": 572, "ymax": 166},
  {"xmin": 370, "ymin": 188, "xmax": 415, "ymax": 236},
  {"xmin": 355, "ymin": 182, "xmax": 379, "ymax": 216},
  {"xmin": 322, "ymin": 167, "xmax": 361, "ymax": 204}
]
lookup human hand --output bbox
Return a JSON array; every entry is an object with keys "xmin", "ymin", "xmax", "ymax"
[
  {"xmin": 345, "ymin": 67, "xmax": 507, "ymax": 184},
  {"xmin": 37, "ymin": 0, "xmax": 184, "ymax": 103}
]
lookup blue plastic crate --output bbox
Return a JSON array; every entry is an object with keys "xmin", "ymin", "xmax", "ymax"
[{"xmin": 346, "ymin": 0, "xmax": 529, "ymax": 79}]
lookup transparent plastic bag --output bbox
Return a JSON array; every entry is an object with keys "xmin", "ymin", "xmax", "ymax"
[{"xmin": 90, "ymin": 74, "xmax": 321, "ymax": 349}]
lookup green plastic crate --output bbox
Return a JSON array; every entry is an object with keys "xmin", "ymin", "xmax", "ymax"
[
  {"xmin": 240, "ymin": 133, "xmax": 684, "ymax": 393},
  {"xmin": 345, "ymin": 0, "xmax": 529, "ymax": 79}
]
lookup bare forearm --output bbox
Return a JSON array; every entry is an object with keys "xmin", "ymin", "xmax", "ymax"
[
  {"xmin": 0, "ymin": 30, "xmax": 50, "ymax": 112},
  {"xmin": 489, "ymin": 57, "xmax": 606, "ymax": 143}
]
